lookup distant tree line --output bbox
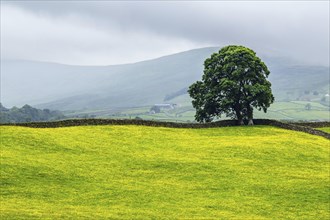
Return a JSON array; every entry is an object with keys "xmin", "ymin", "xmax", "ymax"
[
  {"xmin": 0, "ymin": 103, "xmax": 65, "ymax": 123},
  {"xmin": 164, "ymin": 87, "xmax": 188, "ymax": 101}
]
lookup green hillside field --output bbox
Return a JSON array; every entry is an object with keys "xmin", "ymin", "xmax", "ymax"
[
  {"xmin": 64, "ymin": 95, "xmax": 329, "ymax": 122},
  {"xmin": 1, "ymin": 125, "xmax": 329, "ymax": 219},
  {"xmin": 317, "ymin": 127, "xmax": 330, "ymax": 133}
]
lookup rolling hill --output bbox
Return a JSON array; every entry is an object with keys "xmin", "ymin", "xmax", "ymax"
[
  {"xmin": 1, "ymin": 47, "xmax": 218, "ymax": 110},
  {"xmin": 1, "ymin": 47, "xmax": 329, "ymax": 112},
  {"xmin": 1, "ymin": 125, "xmax": 329, "ymax": 219}
]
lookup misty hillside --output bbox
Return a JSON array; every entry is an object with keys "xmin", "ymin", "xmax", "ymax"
[{"xmin": 1, "ymin": 47, "xmax": 329, "ymax": 111}]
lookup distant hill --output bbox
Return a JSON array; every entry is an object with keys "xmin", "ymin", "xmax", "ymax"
[{"xmin": 1, "ymin": 47, "xmax": 329, "ymax": 111}]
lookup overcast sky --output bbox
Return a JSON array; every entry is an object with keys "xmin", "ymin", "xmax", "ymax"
[{"xmin": 1, "ymin": 1, "xmax": 329, "ymax": 66}]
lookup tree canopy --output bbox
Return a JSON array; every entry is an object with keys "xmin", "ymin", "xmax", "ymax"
[
  {"xmin": 188, "ymin": 45, "xmax": 274, "ymax": 125},
  {"xmin": 0, "ymin": 103, "xmax": 64, "ymax": 123}
]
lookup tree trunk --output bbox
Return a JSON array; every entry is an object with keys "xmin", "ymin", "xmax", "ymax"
[
  {"xmin": 248, "ymin": 118, "xmax": 254, "ymax": 125},
  {"xmin": 238, "ymin": 118, "xmax": 244, "ymax": 125},
  {"xmin": 247, "ymin": 106, "xmax": 254, "ymax": 125},
  {"xmin": 235, "ymin": 109, "xmax": 244, "ymax": 125}
]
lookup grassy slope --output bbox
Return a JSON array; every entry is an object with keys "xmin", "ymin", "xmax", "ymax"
[
  {"xmin": 73, "ymin": 94, "xmax": 329, "ymax": 122},
  {"xmin": 317, "ymin": 127, "xmax": 330, "ymax": 133},
  {"xmin": 1, "ymin": 125, "xmax": 329, "ymax": 219}
]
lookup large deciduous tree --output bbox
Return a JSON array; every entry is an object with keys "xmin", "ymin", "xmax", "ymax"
[{"xmin": 188, "ymin": 45, "xmax": 274, "ymax": 125}]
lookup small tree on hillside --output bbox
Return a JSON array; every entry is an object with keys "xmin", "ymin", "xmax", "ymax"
[
  {"xmin": 305, "ymin": 103, "xmax": 312, "ymax": 111},
  {"xmin": 188, "ymin": 45, "xmax": 274, "ymax": 125}
]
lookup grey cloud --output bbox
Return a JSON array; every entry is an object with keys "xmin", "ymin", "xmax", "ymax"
[{"xmin": 1, "ymin": 1, "xmax": 329, "ymax": 65}]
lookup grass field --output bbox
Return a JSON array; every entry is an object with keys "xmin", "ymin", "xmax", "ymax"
[
  {"xmin": 317, "ymin": 127, "xmax": 330, "ymax": 133},
  {"xmin": 66, "ymin": 99, "xmax": 330, "ymax": 122},
  {"xmin": 1, "ymin": 125, "xmax": 329, "ymax": 219}
]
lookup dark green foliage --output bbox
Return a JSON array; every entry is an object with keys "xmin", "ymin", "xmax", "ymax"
[
  {"xmin": 0, "ymin": 103, "xmax": 9, "ymax": 112},
  {"xmin": 189, "ymin": 45, "xmax": 274, "ymax": 125},
  {"xmin": 0, "ymin": 103, "xmax": 64, "ymax": 123}
]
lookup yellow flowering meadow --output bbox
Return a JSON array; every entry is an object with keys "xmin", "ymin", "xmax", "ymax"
[{"xmin": 1, "ymin": 125, "xmax": 329, "ymax": 219}]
